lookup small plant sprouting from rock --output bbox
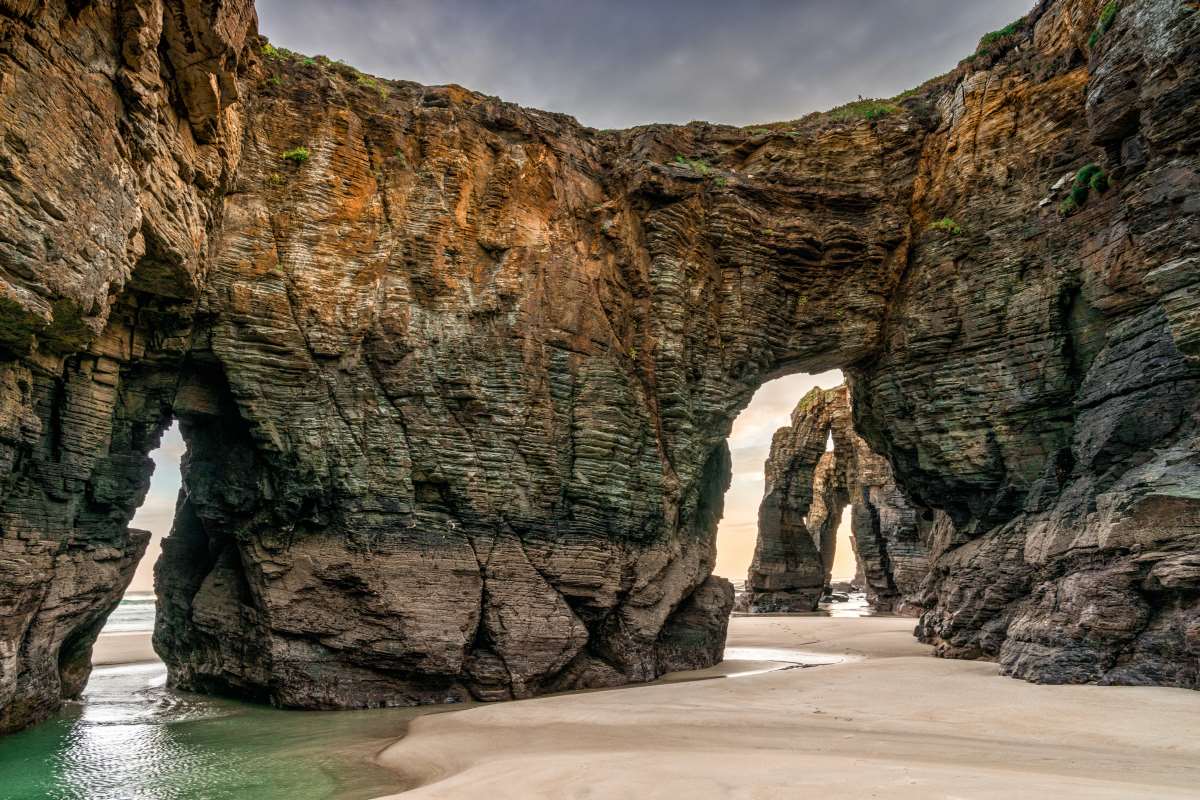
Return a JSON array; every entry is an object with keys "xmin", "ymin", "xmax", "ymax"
[
  {"xmin": 1099, "ymin": 1, "xmax": 1119, "ymax": 29},
  {"xmin": 929, "ymin": 218, "xmax": 963, "ymax": 236},
  {"xmin": 281, "ymin": 146, "xmax": 310, "ymax": 165},
  {"xmin": 267, "ymin": 76, "xmax": 283, "ymax": 88},
  {"xmin": 267, "ymin": 172, "xmax": 286, "ymax": 187},
  {"xmin": 1074, "ymin": 163, "xmax": 1107, "ymax": 195},
  {"xmin": 1059, "ymin": 164, "xmax": 1109, "ymax": 216},
  {"xmin": 356, "ymin": 75, "xmax": 389, "ymax": 98},
  {"xmin": 1088, "ymin": 2, "xmax": 1120, "ymax": 48},
  {"xmin": 674, "ymin": 155, "xmax": 712, "ymax": 176},
  {"xmin": 1070, "ymin": 183, "xmax": 1090, "ymax": 207},
  {"xmin": 262, "ymin": 43, "xmax": 296, "ymax": 61}
]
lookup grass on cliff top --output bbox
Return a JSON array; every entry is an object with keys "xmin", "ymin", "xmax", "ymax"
[
  {"xmin": 965, "ymin": 15, "xmax": 1028, "ymax": 63},
  {"xmin": 764, "ymin": 94, "xmax": 905, "ymax": 138},
  {"xmin": 260, "ymin": 39, "xmax": 392, "ymax": 97},
  {"xmin": 826, "ymin": 99, "xmax": 901, "ymax": 123},
  {"xmin": 979, "ymin": 18, "xmax": 1024, "ymax": 48}
]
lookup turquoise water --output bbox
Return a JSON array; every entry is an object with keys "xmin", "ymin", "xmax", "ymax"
[{"xmin": 0, "ymin": 598, "xmax": 441, "ymax": 800}]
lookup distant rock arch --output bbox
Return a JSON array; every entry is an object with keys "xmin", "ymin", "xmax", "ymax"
[{"xmin": 746, "ymin": 385, "xmax": 935, "ymax": 615}]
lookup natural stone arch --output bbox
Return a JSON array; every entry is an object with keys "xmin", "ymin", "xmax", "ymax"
[
  {"xmin": 746, "ymin": 385, "xmax": 934, "ymax": 614},
  {"xmin": 1, "ymin": 0, "xmax": 1197, "ymax": 737}
]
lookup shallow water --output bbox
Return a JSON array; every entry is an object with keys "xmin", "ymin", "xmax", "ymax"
[
  {"xmin": 0, "ymin": 594, "xmax": 444, "ymax": 798},
  {"xmin": 98, "ymin": 592, "xmax": 157, "ymax": 633},
  {"xmin": 0, "ymin": 593, "xmax": 448, "ymax": 800},
  {"xmin": 820, "ymin": 591, "xmax": 875, "ymax": 618},
  {"xmin": 0, "ymin": 659, "xmax": 440, "ymax": 800},
  {"xmin": 0, "ymin": 592, "xmax": 876, "ymax": 799}
]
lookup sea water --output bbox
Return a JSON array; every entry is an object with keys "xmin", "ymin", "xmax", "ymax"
[
  {"xmin": 0, "ymin": 593, "xmax": 876, "ymax": 799},
  {"xmin": 98, "ymin": 592, "xmax": 157, "ymax": 633},
  {"xmin": 0, "ymin": 596, "xmax": 432, "ymax": 800}
]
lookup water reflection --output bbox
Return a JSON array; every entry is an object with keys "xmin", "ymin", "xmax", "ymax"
[
  {"xmin": 0, "ymin": 661, "xmax": 429, "ymax": 800},
  {"xmin": 819, "ymin": 591, "xmax": 875, "ymax": 618}
]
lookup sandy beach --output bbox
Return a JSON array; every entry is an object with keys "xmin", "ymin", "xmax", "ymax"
[
  {"xmin": 92, "ymin": 631, "xmax": 158, "ymax": 666},
  {"xmin": 376, "ymin": 615, "xmax": 1200, "ymax": 799}
]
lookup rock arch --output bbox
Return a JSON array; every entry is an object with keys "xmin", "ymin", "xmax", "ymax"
[
  {"xmin": 746, "ymin": 385, "xmax": 934, "ymax": 614},
  {"xmin": 1, "ymin": 0, "xmax": 1197, "ymax": 734}
]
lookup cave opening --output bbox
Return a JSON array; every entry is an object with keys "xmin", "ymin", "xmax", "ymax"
[
  {"xmin": 85, "ymin": 421, "xmax": 183, "ymax": 679},
  {"xmin": 714, "ymin": 369, "xmax": 852, "ymax": 609}
]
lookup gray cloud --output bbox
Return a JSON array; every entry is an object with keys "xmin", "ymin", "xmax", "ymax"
[{"xmin": 257, "ymin": 0, "xmax": 1033, "ymax": 129}]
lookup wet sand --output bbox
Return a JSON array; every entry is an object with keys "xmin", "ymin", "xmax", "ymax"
[
  {"xmin": 375, "ymin": 615, "xmax": 1200, "ymax": 799},
  {"xmin": 92, "ymin": 631, "xmax": 157, "ymax": 666}
]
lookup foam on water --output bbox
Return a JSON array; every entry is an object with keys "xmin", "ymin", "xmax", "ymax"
[{"xmin": 98, "ymin": 593, "xmax": 157, "ymax": 633}]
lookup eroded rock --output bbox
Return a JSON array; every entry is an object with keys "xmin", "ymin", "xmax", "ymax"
[
  {"xmin": 746, "ymin": 386, "xmax": 932, "ymax": 615},
  {"xmin": 0, "ymin": 0, "xmax": 1197, "ymax": 734}
]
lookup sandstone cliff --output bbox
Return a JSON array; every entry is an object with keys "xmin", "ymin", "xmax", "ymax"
[{"xmin": 0, "ymin": 0, "xmax": 1196, "ymax": 733}]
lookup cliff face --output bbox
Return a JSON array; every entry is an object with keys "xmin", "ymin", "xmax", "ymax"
[
  {"xmin": 854, "ymin": 0, "xmax": 1200, "ymax": 684},
  {"xmin": 747, "ymin": 385, "xmax": 932, "ymax": 614},
  {"xmin": 0, "ymin": 0, "xmax": 1196, "ymax": 733}
]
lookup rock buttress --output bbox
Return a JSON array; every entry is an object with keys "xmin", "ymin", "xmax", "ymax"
[{"xmin": 852, "ymin": 0, "xmax": 1200, "ymax": 683}]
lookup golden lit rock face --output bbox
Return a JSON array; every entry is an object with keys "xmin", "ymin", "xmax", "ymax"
[{"xmin": 0, "ymin": 0, "xmax": 1197, "ymax": 733}]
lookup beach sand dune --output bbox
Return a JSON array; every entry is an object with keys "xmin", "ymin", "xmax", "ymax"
[{"xmin": 376, "ymin": 616, "xmax": 1200, "ymax": 799}]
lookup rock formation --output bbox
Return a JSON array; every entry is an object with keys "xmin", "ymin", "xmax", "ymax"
[
  {"xmin": 747, "ymin": 389, "xmax": 848, "ymax": 611},
  {"xmin": 747, "ymin": 386, "xmax": 932, "ymax": 614},
  {"xmin": 0, "ymin": 0, "xmax": 1196, "ymax": 733}
]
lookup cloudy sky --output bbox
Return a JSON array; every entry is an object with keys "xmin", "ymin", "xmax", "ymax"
[
  {"xmin": 128, "ymin": 1, "xmax": 1034, "ymax": 592},
  {"xmin": 256, "ymin": 0, "xmax": 1032, "ymax": 129}
]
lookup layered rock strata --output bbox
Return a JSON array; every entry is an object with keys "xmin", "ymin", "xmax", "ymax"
[
  {"xmin": 0, "ymin": 0, "xmax": 1197, "ymax": 733},
  {"xmin": 746, "ymin": 386, "xmax": 932, "ymax": 614}
]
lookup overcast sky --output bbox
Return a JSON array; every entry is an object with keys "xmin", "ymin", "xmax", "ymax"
[
  {"xmin": 127, "ymin": 2, "xmax": 1034, "ymax": 594},
  {"xmin": 256, "ymin": 0, "xmax": 1032, "ymax": 129}
]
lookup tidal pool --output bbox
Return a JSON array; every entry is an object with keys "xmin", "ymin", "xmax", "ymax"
[{"xmin": 0, "ymin": 660, "xmax": 437, "ymax": 800}]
